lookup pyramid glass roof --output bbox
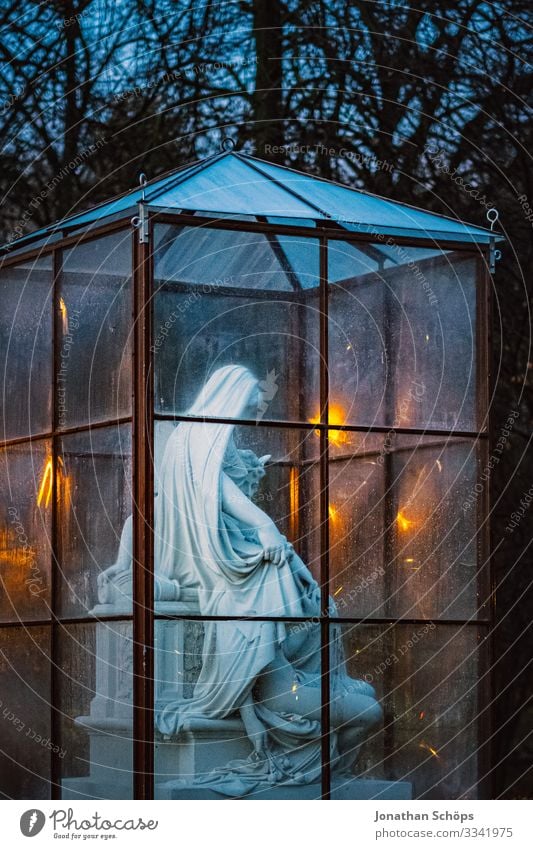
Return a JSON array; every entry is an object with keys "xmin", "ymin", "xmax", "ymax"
[{"xmin": 1, "ymin": 150, "xmax": 499, "ymax": 254}]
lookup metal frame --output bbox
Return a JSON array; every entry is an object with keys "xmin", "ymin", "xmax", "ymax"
[
  {"xmin": 0, "ymin": 207, "xmax": 493, "ymax": 802},
  {"xmin": 132, "ymin": 222, "xmax": 155, "ymax": 799}
]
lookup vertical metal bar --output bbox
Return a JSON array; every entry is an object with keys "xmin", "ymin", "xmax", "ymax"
[
  {"xmin": 481, "ymin": 249, "xmax": 494, "ymax": 798},
  {"xmin": 381, "ymin": 262, "xmax": 397, "ymax": 778},
  {"xmin": 50, "ymin": 248, "xmax": 62, "ymax": 799},
  {"xmin": 132, "ymin": 222, "xmax": 155, "ymax": 800},
  {"xmin": 381, "ymin": 448, "xmax": 397, "ymax": 778},
  {"xmin": 319, "ymin": 234, "xmax": 331, "ymax": 799}
]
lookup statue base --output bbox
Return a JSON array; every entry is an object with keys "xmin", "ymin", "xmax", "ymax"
[
  {"xmin": 63, "ymin": 600, "xmax": 410, "ymax": 801},
  {"xmin": 160, "ymin": 778, "xmax": 412, "ymax": 800},
  {"xmin": 63, "ymin": 775, "xmax": 412, "ymax": 801},
  {"xmin": 61, "ymin": 716, "xmax": 412, "ymax": 801}
]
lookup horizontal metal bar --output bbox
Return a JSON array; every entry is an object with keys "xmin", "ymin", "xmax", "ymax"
[
  {"xmin": 1, "ymin": 415, "xmax": 488, "ymax": 451},
  {"xmin": 0, "ymin": 218, "xmax": 133, "ymax": 267},
  {"xmin": 152, "ymin": 614, "xmax": 490, "ymax": 626},
  {"xmin": 0, "ymin": 614, "xmax": 132, "ymax": 628},
  {"xmin": 149, "ymin": 210, "xmax": 491, "ymax": 253},
  {"xmin": 154, "ymin": 411, "xmax": 488, "ymax": 439},
  {"xmin": 0, "ymin": 614, "xmax": 491, "ymax": 628},
  {"xmin": 0, "ymin": 209, "xmax": 492, "ymax": 271},
  {"xmin": 1, "ymin": 417, "xmax": 132, "ymax": 449}
]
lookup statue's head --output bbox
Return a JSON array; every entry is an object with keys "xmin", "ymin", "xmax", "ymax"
[{"xmin": 188, "ymin": 365, "xmax": 260, "ymax": 420}]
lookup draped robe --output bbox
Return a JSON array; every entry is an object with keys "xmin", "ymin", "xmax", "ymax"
[{"xmin": 152, "ymin": 366, "xmax": 355, "ymax": 793}]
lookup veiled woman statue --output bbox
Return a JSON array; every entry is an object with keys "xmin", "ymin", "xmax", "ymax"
[{"xmin": 100, "ymin": 364, "xmax": 382, "ymax": 795}]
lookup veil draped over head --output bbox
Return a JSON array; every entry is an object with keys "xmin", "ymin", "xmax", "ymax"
[
  {"xmin": 155, "ymin": 365, "xmax": 264, "ymax": 590},
  {"xmin": 154, "ymin": 365, "xmax": 347, "ymax": 794},
  {"xmin": 154, "ymin": 364, "xmax": 319, "ymax": 618}
]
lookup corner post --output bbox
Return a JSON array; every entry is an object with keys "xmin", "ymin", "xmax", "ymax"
[{"xmin": 132, "ymin": 214, "xmax": 154, "ymax": 799}]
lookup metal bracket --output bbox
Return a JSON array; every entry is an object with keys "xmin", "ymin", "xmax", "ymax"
[
  {"xmin": 131, "ymin": 173, "xmax": 149, "ymax": 244},
  {"xmin": 486, "ymin": 208, "xmax": 501, "ymax": 273},
  {"xmin": 489, "ymin": 240, "xmax": 502, "ymax": 274}
]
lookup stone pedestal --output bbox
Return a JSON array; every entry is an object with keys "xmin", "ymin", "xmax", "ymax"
[
  {"xmin": 159, "ymin": 777, "xmax": 412, "ymax": 800},
  {"xmin": 62, "ymin": 595, "xmax": 254, "ymax": 800}
]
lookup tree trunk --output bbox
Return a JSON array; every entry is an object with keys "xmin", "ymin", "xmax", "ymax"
[{"xmin": 250, "ymin": 0, "xmax": 283, "ymax": 156}]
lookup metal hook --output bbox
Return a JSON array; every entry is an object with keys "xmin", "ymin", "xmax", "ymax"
[
  {"xmin": 495, "ymin": 249, "xmax": 502, "ymax": 262},
  {"xmin": 486, "ymin": 208, "xmax": 499, "ymax": 231},
  {"xmin": 221, "ymin": 137, "xmax": 236, "ymax": 152},
  {"xmin": 139, "ymin": 172, "xmax": 148, "ymax": 202}
]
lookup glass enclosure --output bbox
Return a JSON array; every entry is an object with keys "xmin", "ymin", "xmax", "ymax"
[
  {"xmin": 0, "ymin": 209, "xmax": 491, "ymax": 800},
  {"xmin": 0, "ymin": 230, "xmax": 134, "ymax": 799}
]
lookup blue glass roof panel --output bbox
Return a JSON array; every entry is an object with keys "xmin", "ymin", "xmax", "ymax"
[
  {"xmin": 1, "ymin": 150, "xmax": 499, "ymax": 254},
  {"xmin": 150, "ymin": 155, "xmax": 317, "ymax": 218},
  {"xmin": 244, "ymin": 156, "xmax": 494, "ymax": 242}
]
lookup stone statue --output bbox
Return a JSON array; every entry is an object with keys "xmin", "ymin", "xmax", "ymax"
[{"xmin": 97, "ymin": 364, "xmax": 382, "ymax": 796}]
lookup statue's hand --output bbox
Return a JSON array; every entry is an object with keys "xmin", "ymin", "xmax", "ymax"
[
  {"xmin": 97, "ymin": 565, "xmax": 115, "ymax": 590},
  {"xmin": 258, "ymin": 523, "xmax": 292, "ymax": 568},
  {"xmin": 97, "ymin": 562, "xmax": 130, "ymax": 589},
  {"xmin": 97, "ymin": 562, "xmax": 132, "ymax": 603},
  {"xmin": 241, "ymin": 452, "xmax": 271, "ymax": 497}
]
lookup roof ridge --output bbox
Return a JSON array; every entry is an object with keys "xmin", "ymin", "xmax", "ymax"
[
  {"xmin": 0, "ymin": 151, "xmax": 227, "ymax": 252},
  {"xmin": 239, "ymin": 152, "xmax": 494, "ymax": 236},
  {"xmin": 144, "ymin": 150, "xmax": 228, "ymax": 204}
]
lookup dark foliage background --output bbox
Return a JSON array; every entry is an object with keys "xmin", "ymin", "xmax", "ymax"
[{"xmin": 0, "ymin": 0, "xmax": 531, "ymax": 797}]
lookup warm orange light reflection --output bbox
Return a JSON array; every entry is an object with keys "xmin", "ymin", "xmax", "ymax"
[
  {"xmin": 328, "ymin": 504, "xmax": 339, "ymax": 521},
  {"xmin": 59, "ymin": 297, "xmax": 69, "ymax": 335},
  {"xmin": 37, "ymin": 456, "xmax": 69, "ymax": 509},
  {"xmin": 289, "ymin": 466, "xmax": 299, "ymax": 540},
  {"xmin": 37, "ymin": 458, "xmax": 53, "ymax": 508},
  {"xmin": 309, "ymin": 402, "xmax": 350, "ymax": 446},
  {"xmin": 0, "ymin": 528, "xmax": 33, "ymax": 569},
  {"xmin": 419, "ymin": 741, "xmax": 440, "ymax": 759},
  {"xmin": 396, "ymin": 509, "xmax": 415, "ymax": 532}
]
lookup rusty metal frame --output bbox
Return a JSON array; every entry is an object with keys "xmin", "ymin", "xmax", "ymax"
[
  {"xmin": 49, "ymin": 247, "xmax": 62, "ymax": 799},
  {"xmin": 0, "ymin": 209, "xmax": 494, "ymax": 271},
  {"xmin": 132, "ymin": 223, "xmax": 155, "ymax": 799},
  {"xmin": 318, "ymin": 232, "xmax": 331, "ymax": 799},
  {"xmin": 0, "ymin": 207, "xmax": 493, "ymax": 803}
]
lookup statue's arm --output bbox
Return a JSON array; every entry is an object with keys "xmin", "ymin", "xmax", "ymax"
[{"xmin": 221, "ymin": 472, "xmax": 291, "ymax": 567}]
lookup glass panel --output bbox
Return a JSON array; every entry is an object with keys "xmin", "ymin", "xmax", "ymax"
[
  {"xmin": 58, "ymin": 231, "xmax": 132, "ymax": 428},
  {"xmin": 329, "ymin": 434, "xmax": 483, "ymax": 620},
  {"xmin": 331, "ymin": 623, "xmax": 482, "ymax": 800},
  {"xmin": 154, "ymin": 421, "xmax": 321, "ymax": 609},
  {"xmin": 0, "ymin": 255, "xmax": 53, "ymax": 439},
  {"xmin": 0, "ymin": 440, "xmax": 51, "ymax": 622},
  {"xmin": 0, "ymin": 625, "xmax": 51, "ymax": 798},
  {"xmin": 58, "ymin": 621, "xmax": 133, "ymax": 800},
  {"xmin": 57, "ymin": 425, "xmax": 132, "ymax": 618},
  {"xmin": 152, "ymin": 155, "xmax": 317, "ymax": 219},
  {"xmin": 329, "ymin": 244, "xmax": 479, "ymax": 430},
  {"xmin": 251, "ymin": 158, "xmax": 489, "ymax": 241},
  {"xmin": 153, "ymin": 225, "xmax": 320, "ymax": 422},
  {"xmin": 154, "ymin": 618, "xmax": 323, "ymax": 799}
]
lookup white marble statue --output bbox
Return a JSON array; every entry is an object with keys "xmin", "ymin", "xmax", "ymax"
[{"xmin": 98, "ymin": 364, "xmax": 382, "ymax": 795}]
